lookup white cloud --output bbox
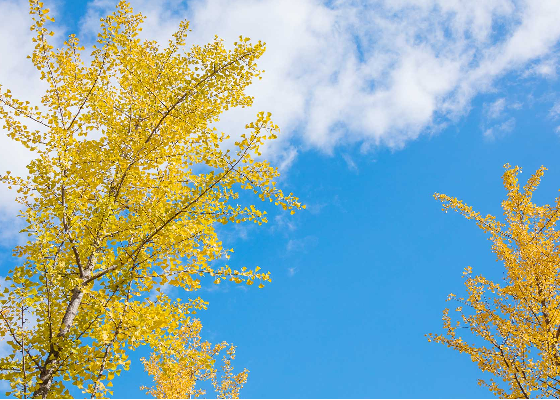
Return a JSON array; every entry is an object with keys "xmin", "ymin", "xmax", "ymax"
[
  {"xmin": 276, "ymin": 146, "xmax": 298, "ymax": 174},
  {"xmin": 272, "ymin": 214, "xmax": 297, "ymax": 234},
  {"xmin": 485, "ymin": 98, "xmax": 507, "ymax": 119},
  {"xmin": 483, "ymin": 117, "xmax": 516, "ymax": 140},
  {"xmin": 342, "ymin": 153, "xmax": 359, "ymax": 172},
  {"xmin": 480, "ymin": 97, "xmax": 519, "ymax": 140},
  {"xmin": 524, "ymin": 57, "xmax": 558, "ymax": 78},
  {"xmin": 550, "ymin": 101, "xmax": 560, "ymax": 119},
  {"xmin": 73, "ymin": 0, "xmax": 560, "ymax": 155},
  {"xmin": 534, "ymin": 60, "xmax": 557, "ymax": 78},
  {"xmin": 2, "ymin": 0, "xmax": 560, "ymax": 213},
  {"xmin": 511, "ymin": 101, "xmax": 523, "ymax": 110},
  {"xmin": 286, "ymin": 235, "xmax": 318, "ymax": 252}
]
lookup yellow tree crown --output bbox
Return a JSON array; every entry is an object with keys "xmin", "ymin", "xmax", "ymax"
[
  {"xmin": 429, "ymin": 164, "xmax": 560, "ymax": 398},
  {"xmin": 0, "ymin": 1, "xmax": 302, "ymax": 397}
]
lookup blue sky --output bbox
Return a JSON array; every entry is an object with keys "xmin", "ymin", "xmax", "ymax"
[{"xmin": 1, "ymin": 0, "xmax": 560, "ymax": 398}]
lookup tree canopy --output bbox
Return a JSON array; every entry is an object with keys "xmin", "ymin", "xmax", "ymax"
[{"xmin": 0, "ymin": 0, "xmax": 302, "ymax": 397}]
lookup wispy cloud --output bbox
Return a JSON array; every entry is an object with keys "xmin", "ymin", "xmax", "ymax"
[
  {"xmin": 483, "ymin": 117, "xmax": 516, "ymax": 141},
  {"xmin": 342, "ymin": 153, "xmax": 359, "ymax": 173},
  {"xmin": 485, "ymin": 98, "xmax": 507, "ymax": 120},
  {"xmin": 272, "ymin": 214, "xmax": 297, "ymax": 234},
  {"xmin": 304, "ymin": 202, "xmax": 327, "ymax": 216},
  {"xmin": 480, "ymin": 98, "xmax": 520, "ymax": 140},
  {"xmin": 286, "ymin": 235, "xmax": 318, "ymax": 252},
  {"xmin": 523, "ymin": 56, "xmax": 558, "ymax": 78},
  {"xmin": 550, "ymin": 101, "xmax": 560, "ymax": 119}
]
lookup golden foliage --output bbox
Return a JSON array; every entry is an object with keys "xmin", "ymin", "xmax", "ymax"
[
  {"xmin": 429, "ymin": 164, "xmax": 560, "ymax": 398},
  {"xmin": 141, "ymin": 319, "xmax": 248, "ymax": 399},
  {"xmin": 0, "ymin": 0, "xmax": 302, "ymax": 398}
]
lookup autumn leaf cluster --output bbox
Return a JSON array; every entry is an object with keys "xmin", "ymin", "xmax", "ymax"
[{"xmin": 141, "ymin": 319, "xmax": 248, "ymax": 399}]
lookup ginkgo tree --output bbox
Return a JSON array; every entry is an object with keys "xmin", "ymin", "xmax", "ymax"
[
  {"xmin": 429, "ymin": 164, "xmax": 560, "ymax": 398},
  {"xmin": 0, "ymin": 1, "xmax": 303, "ymax": 398}
]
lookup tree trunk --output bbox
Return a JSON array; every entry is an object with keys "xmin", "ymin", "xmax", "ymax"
[{"xmin": 33, "ymin": 253, "xmax": 97, "ymax": 398}]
